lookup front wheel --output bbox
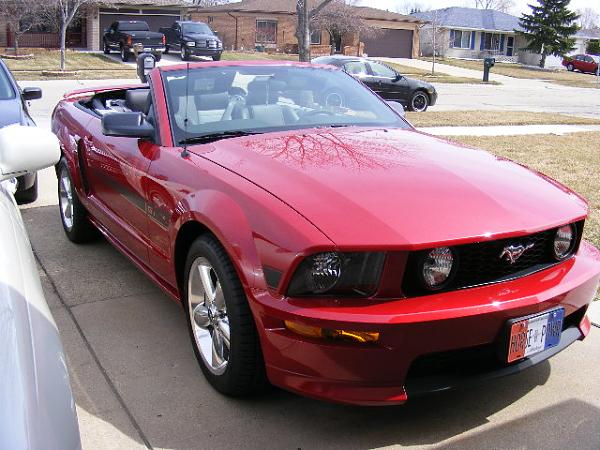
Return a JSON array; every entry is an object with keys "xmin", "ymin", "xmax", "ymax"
[
  {"xmin": 181, "ymin": 47, "xmax": 190, "ymax": 61},
  {"xmin": 103, "ymin": 40, "xmax": 110, "ymax": 54},
  {"xmin": 14, "ymin": 174, "xmax": 38, "ymax": 205},
  {"xmin": 57, "ymin": 158, "xmax": 98, "ymax": 243},
  {"xmin": 408, "ymin": 91, "xmax": 429, "ymax": 112},
  {"xmin": 184, "ymin": 235, "xmax": 266, "ymax": 396},
  {"xmin": 120, "ymin": 46, "xmax": 130, "ymax": 62},
  {"xmin": 212, "ymin": 53, "xmax": 222, "ymax": 61}
]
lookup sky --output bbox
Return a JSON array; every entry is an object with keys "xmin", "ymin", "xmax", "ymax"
[{"xmin": 355, "ymin": 0, "xmax": 600, "ymax": 17}]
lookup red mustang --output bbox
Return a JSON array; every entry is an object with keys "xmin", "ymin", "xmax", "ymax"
[{"xmin": 52, "ymin": 61, "xmax": 600, "ymax": 405}]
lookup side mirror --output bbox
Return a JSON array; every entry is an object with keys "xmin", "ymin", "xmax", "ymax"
[
  {"xmin": 102, "ymin": 112, "xmax": 154, "ymax": 139},
  {"xmin": 387, "ymin": 100, "xmax": 405, "ymax": 117},
  {"xmin": 0, "ymin": 125, "xmax": 60, "ymax": 181},
  {"xmin": 393, "ymin": 74, "xmax": 402, "ymax": 82},
  {"xmin": 22, "ymin": 87, "xmax": 42, "ymax": 101}
]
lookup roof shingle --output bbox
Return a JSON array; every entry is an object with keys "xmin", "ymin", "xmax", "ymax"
[{"xmin": 412, "ymin": 7, "xmax": 521, "ymax": 32}]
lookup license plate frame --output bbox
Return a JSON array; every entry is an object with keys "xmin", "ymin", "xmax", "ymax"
[{"xmin": 505, "ymin": 308, "xmax": 564, "ymax": 363}]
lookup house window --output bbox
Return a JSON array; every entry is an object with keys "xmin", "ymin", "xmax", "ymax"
[
  {"xmin": 207, "ymin": 16, "xmax": 213, "ymax": 23},
  {"xmin": 482, "ymin": 33, "xmax": 502, "ymax": 51},
  {"xmin": 256, "ymin": 20, "xmax": 277, "ymax": 44},
  {"xmin": 310, "ymin": 29, "xmax": 321, "ymax": 45},
  {"xmin": 451, "ymin": 30, "xmax": 471, "ymax": 49}
]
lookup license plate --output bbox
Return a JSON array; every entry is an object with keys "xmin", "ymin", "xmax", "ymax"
[{"xmin": 507, "ymin": 308, "xmax": 564, "ymax": 363}]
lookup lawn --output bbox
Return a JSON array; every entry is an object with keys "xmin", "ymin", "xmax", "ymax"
[
  {"xmin": 407, "ymin": 110, "xmax": 600, "ymax": 127},
  {"xmin": 384, "ymin": 60, "xmax": 501, "ymax": 85},
  {"xmin": 424, "ymin": 57, "xmax": 600, "ymax": 89},
  {"xmin": 449, "ymin": 132, "xmax": 600, "ymax": 251}
]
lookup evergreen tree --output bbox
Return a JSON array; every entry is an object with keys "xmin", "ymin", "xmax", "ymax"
[{"xmin": 518, "ymin": 0, "xmax": 579, "ymax": 68}]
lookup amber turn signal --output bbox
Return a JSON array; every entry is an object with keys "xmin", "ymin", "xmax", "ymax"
[{"xmin": 284, "ymin": 320, "xmax": 380, "ymax": 344}]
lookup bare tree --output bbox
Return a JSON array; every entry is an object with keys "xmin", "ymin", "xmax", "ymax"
[
  {"xmin": 577, "ymin": 8, "xmax": 600, "ymax": 30},
  {"xmin": 295, "ymin": 0, "xmax": 335, "ymax": 62},
  {"xmin": 0, "ymin": 0, "xmax": 43, "ymax": 55},
  {"xmin": 192, "ymin": 0, "xmax": 232, "ymax": 5},
  {"xmin": 40, "ymin": 0, "xmax": 93, "ymax": 71},
  {"xmin": 474, "ymin": 0, "xmax": 515, "ymax": 14},
  {"xmin": 313, "ymin": 0, "xmax": 378, "ymax": 55},
  {"xmin": 419, "ymin": 9, "xmax": 447, "ymax": 74},
  {"xmin": 395, "ymin": 1, "xmax": 425, "ymax": 15}
]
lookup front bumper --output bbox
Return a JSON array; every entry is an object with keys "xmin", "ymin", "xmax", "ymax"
[
  {"xmin": 428, "ymin": 90, "xmax": 438, "ymax": 106},
  {"xmin": 128, "ymin": 46, "xmax": 165, "ymax": 54},
  {"xmin": 250, "ymin": 241, "xmax": 600, "ymax": 405},
  {"xmin": 187, "ymin": 47, "xmax": 222, "ymax": 56}
]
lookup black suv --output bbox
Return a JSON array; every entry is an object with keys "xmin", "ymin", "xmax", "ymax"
[{"xmin": 160, "ymin": 21, "xmax": 223, "ymax": 61}]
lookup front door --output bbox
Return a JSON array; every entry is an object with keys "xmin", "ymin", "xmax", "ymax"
[
  {"xmin": 506, "ymin": 36, "xmax": 514, "ymax": 57},
  {"xmin": 367, "ymin": 61, "xmax": 405, "ymax": 101}
]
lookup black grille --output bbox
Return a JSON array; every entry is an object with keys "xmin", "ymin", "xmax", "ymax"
[{"xmin": 402, "ymin": 221, "xmax": 584, "ymax": 297}]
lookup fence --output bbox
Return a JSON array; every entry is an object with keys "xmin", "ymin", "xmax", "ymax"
[{"xmin": 6, "ymin": 31, "xmax": 86, "ymax": 49}]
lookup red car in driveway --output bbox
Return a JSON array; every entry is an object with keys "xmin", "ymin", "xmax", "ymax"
[
  {"xmin": 51, "ymin": 61, "xmax": 600, "ymax": 405},
  {"xmin": 562, "ymin": 54, "xmax": 599, "ymax": 74}
]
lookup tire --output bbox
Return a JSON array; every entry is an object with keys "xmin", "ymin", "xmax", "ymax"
[
  {"xmin": 408, "ymin": 90, "xmax": 429, "ymax": 112},
  {"xmin": 154, "ymin": 52, "xmax": 162, "ymax": 62},
  {"xmin": 103, "ymin": 40, "xmax": 110, "ymax": 54},
  {"xmin": 212, "ymin": 53, "xmax": 222, "ymax": 61},
  {"xmin": 120, "ymin": 46, "xmax": 130, "ymax": 62},
  {"xmin": 164, "ymin": 45, "xmax": 169, "ymax": 55},
  {"xmin": 57, "ymin": 158, "xmax": 98, "ymax": 243},
  {"xmin": 567, "ymin": 63, "xmax": 574, "ymax": 71},
  {"xmin": 14, "ymin": 174, "xmax": 38, "ymax": 205},
  {"xmin": 183, "ymin": 235, "xmax": 266, "ymax": 396},
  {"xmin": 181, "ymin": 47, "xmax": 189, "ymax": 61}
]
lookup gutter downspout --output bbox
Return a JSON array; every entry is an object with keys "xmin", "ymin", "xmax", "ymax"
[{"xmin": 227, "ymin": 12, "xmax": 239, "ymax": 50}]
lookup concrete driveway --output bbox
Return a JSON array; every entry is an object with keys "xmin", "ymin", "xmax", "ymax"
[
  {"xmin": 16, "ymin": 72, "xmax": 600, "ymax": 449},
  {"xmin": 22, "ymin": 205, "xmax": 600, "ymax": 450}
]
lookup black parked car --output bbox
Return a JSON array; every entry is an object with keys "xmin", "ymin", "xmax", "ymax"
[
  {"xmin": 160, "ymin": 21, "xmax": 223, "ymax": 61},
  {"xmin": 312, "ymin": 56, "xmax": 437, "ymax": 112},
  {"xmin": 103, "ymin": 21, "xmax": 165, "ymax": 62},
  {"xmin": 0, "ymin": 58, "xmax": 42, "ymax": 203}
]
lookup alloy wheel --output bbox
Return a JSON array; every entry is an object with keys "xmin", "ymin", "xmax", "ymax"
[
  {"xmin": 187, "ymin": 257, "xmax": 231, "ymax": 375},
  {"xmin": 59, "ymin": 166, "xmax": 74, "ymax": 231},
  {"xmin": 412, "ymin": 92, "xmax": 428, "ymax": 112}
]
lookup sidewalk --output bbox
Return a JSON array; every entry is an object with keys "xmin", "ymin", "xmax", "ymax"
[
  {"xmin": 589, "ymin": 301, "xmax": 600, "ymax": 327},
  {"xmin": 419, "ymin": 124, "xmax": 600, "ymax": 136}
]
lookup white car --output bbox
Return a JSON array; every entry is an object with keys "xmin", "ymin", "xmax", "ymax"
[{"xmin": 0, "ymin": 125, "xmax": 81, "ymax": 450}]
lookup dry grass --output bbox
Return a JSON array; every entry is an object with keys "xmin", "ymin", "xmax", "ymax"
[
  {"xmin": 407, "ymin": 110, "xmax": 600, "ymax": 128},
  {"xmin": 425, "ymin": 57, "xmax": 600, "ymax": 89},
  {"xmin": 221, "ymin": 51, "xmax": 298, "ymax": 61},
  {"xmin": 449, "ymin": 133, "xmax": 600, "ymax": 251},
  {"xmin": 384, "ymin": 61, "xmax": 501, "ymax": 85}
]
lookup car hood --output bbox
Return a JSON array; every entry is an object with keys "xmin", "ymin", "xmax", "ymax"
[
  {"xmin": 405, "ymin": 77, "xmax": 435, "ymax": 91},
  {"xmin": 196, "ymin": 127, "xmax": 587, "ymax": 248},
  {"xmin": 0, "ymin": 99, "xmax": 24, "ymax": 127},
  {"xmin": 185, "ymin": 32, "xmax": 219, "ymax": 42}
]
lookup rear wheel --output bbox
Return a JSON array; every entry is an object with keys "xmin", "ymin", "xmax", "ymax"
[
  {"xmin": 154, "ymin": 52, "xmax": 162, "ymax": 62},
  {"xmin": 184, "ymin": 235, "xmax": 266, "ymax": 396},
  {"xmin": 164, "ymin": 45, "xmax": 170, "ymax": 55},
  {"xmin": 120, "ymin": 46, "xmax": 130, "ymax": 62},
  {"xmin": 567, "ymin": 63, "xmax": 574, "ymax": 71},
  {"xmin": 408, "ymin": 90, "xmax": 429, "ymax": 112},
  {"xmin": 57, "ymin": 158, "xmax": 98, "ymax": 243}
]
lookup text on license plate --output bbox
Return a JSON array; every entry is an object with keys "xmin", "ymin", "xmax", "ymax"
[{"xmin": 507, "ymin": 308, "xmax": 564, "ymax": 363}]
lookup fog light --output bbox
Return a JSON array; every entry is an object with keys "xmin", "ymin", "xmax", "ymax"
[
  {"xmin": 284, "ymin": 321, "xmax": 379, "ymax": 344},
  {"xmin": 554, "ymin": 224, "xmax": 576, "ymax": 260},
  {"xmin": 422, "ymin": 247, "xmax": 455, "ymax": 289}
]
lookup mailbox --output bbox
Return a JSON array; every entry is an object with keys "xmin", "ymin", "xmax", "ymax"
[{"xmin": 483, "ymin": 57, "xmax": 495, "ymax": 82}]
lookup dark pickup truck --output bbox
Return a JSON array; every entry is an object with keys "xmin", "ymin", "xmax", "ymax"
[
  {"xmin": 103, "ymin": 21, "xmax": 166, "ymax": 62},
  {"xmin": 159, "ymin": 21, "xmax": 223, "ymax": 61}
]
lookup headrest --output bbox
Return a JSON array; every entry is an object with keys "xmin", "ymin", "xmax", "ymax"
[
  {"xmin": 246, "ymin": 78, "xmax": 286, "ymax": 106},
  {"xmin": 125, "ymin": 89, "xmax": 151, "ymax": 114},
  {"xmin": 195, "ymin": 92, "xmax": 229, "ymax": 110}
]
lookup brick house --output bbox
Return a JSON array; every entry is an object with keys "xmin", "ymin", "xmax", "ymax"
[{"xmin": 191, "ymin": 0, "xmax": 422, "ymax": 58}]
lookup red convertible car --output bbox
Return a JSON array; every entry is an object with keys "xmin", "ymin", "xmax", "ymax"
[{"xmin": 52, "ymin": 61, "xmax": 600, "ymax": 405}]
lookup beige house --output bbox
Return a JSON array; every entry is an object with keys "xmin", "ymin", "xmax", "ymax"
[{"xmin": 191, "ymin": 0, "xmax": 423, "ymax": 58}]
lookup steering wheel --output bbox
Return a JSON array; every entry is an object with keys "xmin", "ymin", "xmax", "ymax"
[
  {"xmin": 303, "ymin": 109, "xmax": 338, "ymax": 118},
  {"xmin": 323, "ymin": 90, "xmax": 345, "ymax": 108}
]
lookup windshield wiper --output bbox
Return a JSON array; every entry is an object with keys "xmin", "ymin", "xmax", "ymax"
[{"xmin": 179, "ymin": 130, "xmax": 262, "ymax": 145}]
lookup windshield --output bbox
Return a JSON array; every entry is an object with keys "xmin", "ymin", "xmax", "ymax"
[
  {"xmin": 163, "ymin": 66, "xmax": 408, "ymax": 144},
  {"xmin": 182, "ymin": 23, "xmax": 213, "ymax": 35},
  {"xmin": 119, "ymin": 22, "xmax": 149, "ymax": 31},
  {"xmin": 0, "ymin": 66, "xmax": 16, "ymax": 100}
]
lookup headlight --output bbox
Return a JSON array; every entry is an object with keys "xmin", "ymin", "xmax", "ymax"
[
  {"xmin": 421, "ymin": 247, "xmax": 455, "ymax": 289},
  {"xmin": 553, "ymin": 224, "xmax": 576, "ymax": 260},
  {"xmin": 287, "ymin": 252, "xmax": 385, "ymax": 297},
  {"xmin": 186, "ymin": 41, "xmax": 196, "ymax": 47}
]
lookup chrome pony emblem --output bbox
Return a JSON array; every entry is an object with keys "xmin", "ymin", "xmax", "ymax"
[{"xmin": 499, "ymin": 243, "xmax": 535, "ymax": 264}]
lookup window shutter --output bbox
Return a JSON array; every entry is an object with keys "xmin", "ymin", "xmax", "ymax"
[
  {"xmin": 449, "ymin": 29, "xmax": 455, "ymax": 48},
  {"xmin": 480, "ymin": 32, "xmax": 485, "ymax": 50},
  {"xmin": 500, "ymin": 34, "xmax": 505, "ymax": 51},
  {"xmin": 471, "ymin": 31, "xmax": 476, "ymax": 49}
]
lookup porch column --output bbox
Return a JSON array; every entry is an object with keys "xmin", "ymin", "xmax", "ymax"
[{"xmin": 86, "ymin": 6, "xmax": 100, "ymax": 51}]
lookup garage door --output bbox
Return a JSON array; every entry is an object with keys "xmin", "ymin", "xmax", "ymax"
[
  {"xmin": 99, "ymin": 8, "xmax": 181, "ymax": 50},
  {"xmin": 363, "ymin": 29, "xmax": 413, "ymax": 58}
]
